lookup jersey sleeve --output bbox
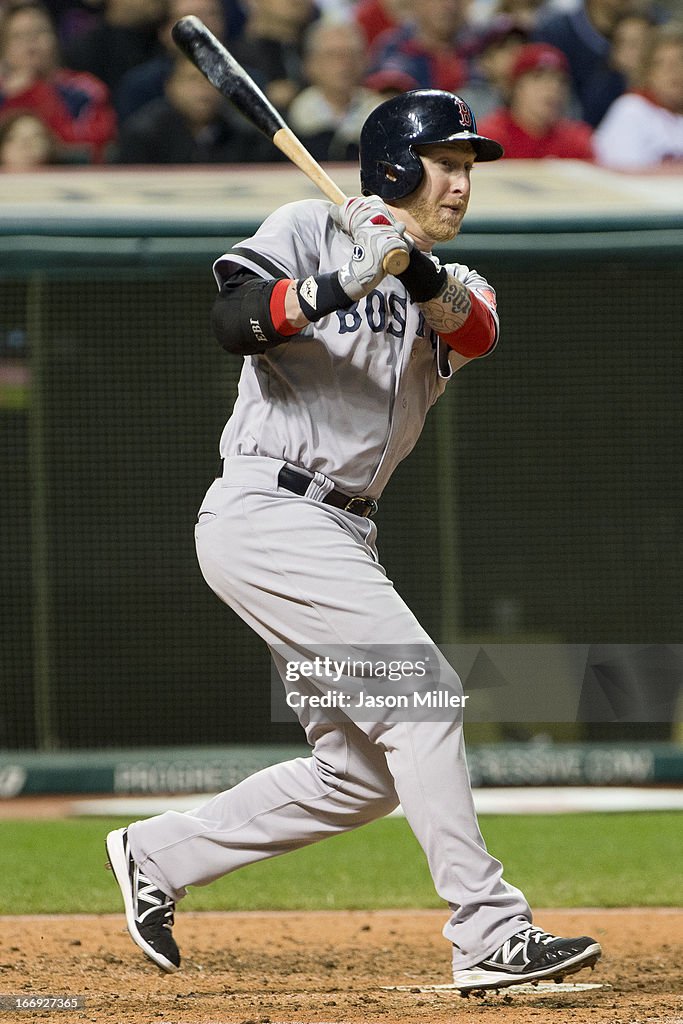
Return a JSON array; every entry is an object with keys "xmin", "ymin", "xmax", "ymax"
[
  {"xmin": 213, "ymin": 200, "xmax": 332, "ymax": 288},
  {"xmin": 436, "ymin": 262, "xmax": 500, "ymax": 379}
]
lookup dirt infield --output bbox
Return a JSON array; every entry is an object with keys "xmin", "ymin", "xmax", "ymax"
[
  {"xmin": 1, "ymin": 908, "xmax": 681, "ymax": 1024},
  {"xmin": 2, "ymin": 800, "xmax": 681, "ymax": 1022}
]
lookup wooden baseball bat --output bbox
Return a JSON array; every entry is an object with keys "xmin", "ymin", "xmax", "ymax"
[{"xmin": 171, "ymin": 15, "xmax": 409, "ymax": 275}]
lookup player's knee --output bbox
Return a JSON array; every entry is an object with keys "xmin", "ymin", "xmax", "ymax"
[
  {"xmin": 337, "ymin": 783, "xmax": 400, "ymax": 821},
  {"xmin": 312, "ymin": 750, "xmax": 398, "ymax": 810},
  {"xmin": 368, "ymin": 790, "xmax": 401, "ymax": 817}
]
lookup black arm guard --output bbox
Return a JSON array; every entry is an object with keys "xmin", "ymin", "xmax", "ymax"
[
  {"xmin": 396, "ymin": 247, "xmax": 448, "ymax": 303},
  {"xmin": 211, "ymin": 272, "xmax": 294, "ymax": 355}
]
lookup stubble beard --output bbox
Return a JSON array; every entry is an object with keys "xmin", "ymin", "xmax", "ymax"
[{"xmin": 404, "ymin": 195, "xmax": 465, "ymax": 243}]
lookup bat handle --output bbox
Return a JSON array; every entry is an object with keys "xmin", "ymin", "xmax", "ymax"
[{"xmin": 383, "ymin": 247, "xmax": 410, "ymax": 275}]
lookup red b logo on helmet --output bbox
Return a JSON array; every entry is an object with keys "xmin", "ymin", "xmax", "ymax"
[{"xmin": 456, "ymin": 98, "xmax": 472, "ymax": 128}]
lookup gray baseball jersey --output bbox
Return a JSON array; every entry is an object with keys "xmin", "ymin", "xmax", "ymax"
[
  {"xmin": 213, "ymin": 199, "xmax": 499, "ymax": 497},
  {"xmin": 126, "ymin": 198, "xmax": 531, "ymax": 976}
]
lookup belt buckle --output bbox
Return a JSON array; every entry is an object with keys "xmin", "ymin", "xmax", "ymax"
[{"xmin": 344, "ymin": 495, "xmax": 378, "ymax": 518}]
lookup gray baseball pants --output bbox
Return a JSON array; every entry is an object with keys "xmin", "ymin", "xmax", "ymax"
[{"xmin": 128, "ymin": 456, "xmax": 531, "ymax": 969}]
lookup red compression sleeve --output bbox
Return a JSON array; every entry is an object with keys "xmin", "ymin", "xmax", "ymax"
[
  {"xmin": 439, "ymin": 294, "xmax": 497, "ymax": 358},
  {"xmin": 269, "ymin": 279, "xmax": 301, "ymax": 336}
]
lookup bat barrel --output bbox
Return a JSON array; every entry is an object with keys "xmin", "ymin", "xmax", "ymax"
[
  {"xmin": 171, "ymin": 17, "xmax": 410, "ymax": 276},
  {"xmin": 171, "ymin": 16, "xmax": 285, "ymax": 140}
]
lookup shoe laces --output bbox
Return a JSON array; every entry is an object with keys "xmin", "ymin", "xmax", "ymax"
[
  {"xmin": 489, "ymin": 926, "xmax": 556, "ymax": 966},
  {"xmin": 135, "ymin": 868, "xmax": 175, "ymax": 928},
  {"xmin": 524, "ymin": 929, "xmax": 557, "ymax": 942},
  {"xmin": 519, "ymin": 927, "xmax": 556, "ymax": 953}
]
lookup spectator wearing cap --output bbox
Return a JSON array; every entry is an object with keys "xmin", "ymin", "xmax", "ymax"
[
  {"xmin": 594, "ymin": 22, "xmax": 683, "ymax": 170},
  {"xmin": 367, "ymin": 0, "xmax": 471, "ymax": 94},
  {"xmin": 459, "ymin": 16, "xmax": 529, "ymax": 120},
  {"xmin": 478, "ymin": 42, "xmax": 594, "ymax": 158}
]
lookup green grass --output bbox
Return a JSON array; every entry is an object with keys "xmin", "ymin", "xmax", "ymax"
[{"xmin": 1, "ymin": 813, "xmax": 680, "ymax": 915}]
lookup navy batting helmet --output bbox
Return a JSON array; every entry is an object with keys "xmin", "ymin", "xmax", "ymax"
[{"xmin": 359, "ymin": 89, "xmax": 504, "ymax": 201}]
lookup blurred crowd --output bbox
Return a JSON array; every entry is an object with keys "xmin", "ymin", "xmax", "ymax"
[{"xmin": 0, "ymin": 0, "xmax": 681, "ymax": 172}]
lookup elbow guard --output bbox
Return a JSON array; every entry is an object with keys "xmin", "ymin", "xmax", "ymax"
[
  {"xmin": 211, "ymin": 276, "xmax": 299, "ymax": 355},
  {"xmin": 438, "ymin": 295, "xmax": 497, "ymax": 358}
]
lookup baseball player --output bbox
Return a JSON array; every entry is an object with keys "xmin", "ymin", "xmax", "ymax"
[{"xmin": 106, "ymin": 89, "xmax": 602, "ymax": 993}]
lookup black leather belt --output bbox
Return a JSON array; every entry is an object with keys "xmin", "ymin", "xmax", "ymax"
[
  {"xmin": 278, "ymin": 466, "xmax": 378, "ymax": 518},
  {"xmin": 218, "ymin": 460, "xmax": 378, "ymax": 518}
]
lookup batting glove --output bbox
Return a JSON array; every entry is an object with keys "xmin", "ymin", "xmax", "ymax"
[
  {"xmin": 338, "ymin": 222, "xmax": 410, "ymax": 301},
  {"xmin": 331, "ymin": 195, "xmax": 404, "ymax": 239},
  {"xmin": 295, "ymin": 212, "xmax": 409, "ymax": 322}
]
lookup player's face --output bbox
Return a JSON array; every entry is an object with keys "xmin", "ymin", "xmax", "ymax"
[{"xmin": 391, "ymin": 142, "xmax": 475, "ymax": 247}]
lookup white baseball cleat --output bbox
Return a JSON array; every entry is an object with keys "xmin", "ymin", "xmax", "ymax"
[
  {"xmin": 453, "ymin": 926, "xmax": 601, "ymax": 993},
  {"xmin": 105, "ymin": 827, "xmax": 180, "ymax": 973}
]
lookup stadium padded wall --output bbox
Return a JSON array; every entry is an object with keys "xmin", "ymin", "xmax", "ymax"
[{"xmin": 1, "ymin": 170, "xmax": 682, "ymax": 751}]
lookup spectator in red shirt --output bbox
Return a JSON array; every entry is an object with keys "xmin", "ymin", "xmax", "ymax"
[
  {"xmin": 0, "ymin": 0, "xmax": 116, "ymax": 162},
  {"xmin": 479, "ymin": 42, "xmax": 594, "ymax": 158}
]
